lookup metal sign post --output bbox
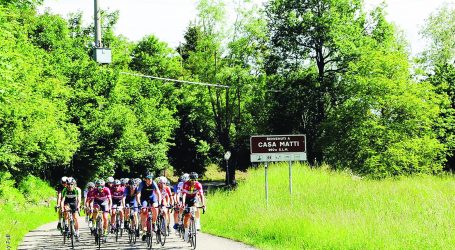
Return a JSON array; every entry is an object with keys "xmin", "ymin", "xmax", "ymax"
[
  {"xmin": 250, "ymin": 134, "xmax": 307, "ymax": 206},
  {"xmin": 289, "ymin": 160, "xmax": 292, "ymax": 195},
  {"xmin": 265, "ymin": 162, "xmax": 268, "ymax": 207},
  {"xmin": 224, "ymin": 151, "xmax": 231, "ymax": 185}
]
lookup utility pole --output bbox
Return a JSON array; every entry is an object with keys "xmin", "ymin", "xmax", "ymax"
[
  {"xmin": 94, "ymin": 0, "xmax": 102, "ymax": 47},
  {"xmin": 92, "ymin": 0, "xmax": 111, "ymax": 64}
]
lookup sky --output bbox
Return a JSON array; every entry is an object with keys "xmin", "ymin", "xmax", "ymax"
[{"xmin": 39, "ymin": 0, "xmax": 454, "ymax": 55}]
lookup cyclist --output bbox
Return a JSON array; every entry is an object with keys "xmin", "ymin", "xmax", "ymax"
[
  {"xmin": 89, "ymin": 179, "xmax": 112, "ymax": 239},
  {"xmin": 124, "ymin": 178, "xmax": 140, "ymax": 237},
  {"xmin": 173, "ymin": 173, "xmax": 189, "ymax": 232},
  {"xmin": 157, "ymin": 176, "xmax": 172, "ymax": 231},
  {"xmin": 56, "ymin": 176, "xmax": 68, "ymax": 230},
  {"xmin": 60, "ymin": 177, "xmax": 81, "ymax": 241},
  {"xmin": 110, "ymin": 179, "xmax": 126, "ymax": 232},
  {"xmin": 106, "ymin": 176, "xmax": 115, "ymax": 193},
  {"xmin": 120, "ymin": 178, "xmax": 129, "ymax": 188},
  {"xmin": 85, "ymin": 182, "xmax": 96, "ymax": 229},
  {"xmin": 137, "ymin": 171, "xmax": 161, "ymax": 241},
  {"xmin": 181, "ymin": 172, "xmax": 206, "ymax": 242}
]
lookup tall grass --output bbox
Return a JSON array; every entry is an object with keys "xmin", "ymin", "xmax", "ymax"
[
  {"xmin": 0, "ymin": 173, "xmax": 56, "ymax": 249},
  {"xmin": 203, "ymin": 163, "xmax": 455, "ymax": 249}
]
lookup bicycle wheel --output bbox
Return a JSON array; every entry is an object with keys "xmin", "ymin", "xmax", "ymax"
[
  {"xmin": 70, "ymin": 219, "xmax": 75, "ymax": 249},
  {"xmin": 97, "ymin": 216, "xmax": 103, "ymax": 250},
  {"xmin": 160, "ymin": 215, "xmax": 167, "ymax": 246},
  {"xmin": 115, "ymin": 217, "xmax": 119, "ymax": 242},
  {"xmin": 190, "ymin": 218, "xmax": 196, "ymax": 249},
  {"xmin": 146, "ymin": 216, "xmax": 153, "ymax": 249},
  {"xmin": 62, "ymin": 219, "xmax": 67, "ymax": 244},
  {"xmin": 155, "ymin": 216, "xmax": 161, "ymax": 244}
]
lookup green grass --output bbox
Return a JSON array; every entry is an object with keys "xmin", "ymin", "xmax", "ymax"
[
  {"xmin": 0, "ymin": 172, "xmax": 57, "ymax": 249},
  {"xmin": 0, "ymin": 203, "xmax": 55, "ymax": 249},
  {"xmin": 203, "ymin": 163, "xmax": 455, "ymax": 249}
]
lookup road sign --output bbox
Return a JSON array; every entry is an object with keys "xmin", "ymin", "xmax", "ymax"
[
  {"xmin": 250, "ymin": 135, "xmax": 306, "ymax": 154},
  {"xmin": 250, "ymin": 135, "xmax": 306, "ymax": 162}
]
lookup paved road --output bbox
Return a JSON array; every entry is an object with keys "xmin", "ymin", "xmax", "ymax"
[{"xmin": 19, "ymin": 216, "xmax": 257, "ymax": 250}]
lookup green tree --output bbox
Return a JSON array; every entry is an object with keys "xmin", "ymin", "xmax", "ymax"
[
  {"xmin": 265, "ymin": 0, "xmax": 366, "ymax": 162},
  {"xmin": 322, "ymin": 7, "xmax": 446, "ymax": 177}
]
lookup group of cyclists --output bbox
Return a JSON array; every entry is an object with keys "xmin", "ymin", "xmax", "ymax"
[{"xmin": 56, "ymin": 171, "xmax": 206, "ymax": 244}]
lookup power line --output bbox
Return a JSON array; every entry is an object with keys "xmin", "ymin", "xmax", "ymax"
[
  {"xmin": 120, "ymin": 72, "xmax": 230, "ymax": 88},
  {"xmin": 120, "ymin": 71, "xmax": 283, "ymax": 92}
]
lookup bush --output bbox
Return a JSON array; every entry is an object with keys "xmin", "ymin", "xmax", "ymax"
[
  {"xmin": 0, "ymin": 172, "xmax": 26, "ymax": 206},
  {"xmin": 18, "ymin": 175, "xmax": 55, "ymax": 205}
]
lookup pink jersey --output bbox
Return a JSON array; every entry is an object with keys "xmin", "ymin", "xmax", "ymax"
[
  {"xmin": 182, "ymin": 181, "xmax": 203, "ymax": 199},
  {"xmin": 111, "ymin": 186, "xmax": 125, "ymax": 201},
  {"xmin": 86, "ymin": 189, "xmax": 97, "ymax": 200},
  {"xmin": 91, "ymin": 187, "xmax": 111, "ymax": 202}
]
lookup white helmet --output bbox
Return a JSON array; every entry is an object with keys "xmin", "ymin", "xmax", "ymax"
[
  {"xmin": 181, "ymin": 173, "xmax": 190, "ymax": 182},
  {"xmin": 107, "ymin": 176, "xmax": 115, "ymax": 183},
  {"xmin": 61, "ymin": 176, "xmax": 68, "ymax": 183},
  {"xmin": 158, "ymin": 176, "xmax": 167, "ymax": 184}
]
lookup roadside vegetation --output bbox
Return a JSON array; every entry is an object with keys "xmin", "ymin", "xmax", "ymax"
[
  {"xmin": 204, "ymin": 163, "xmax": 455, "ymax": 249},
  {"xmin": 0, "ymin": 173, "xmax": 55, "ymax": 249}
]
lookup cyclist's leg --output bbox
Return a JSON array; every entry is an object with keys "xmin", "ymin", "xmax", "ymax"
[
  {"xmin": 71, "ymin": 203, "xmax": 79, "ymax": 231},
  {"xmin": 140, "ymin": 200, "xmax": 148, "ymax": 232},
  {"xmin": 119, "ymin": 205, "xmax": 124, "ymax": 228},
  {"xmin": 151, "ymin": 196, "xmax": 158, "ymax": 225},
  {"xmin": 110, "ymin": 204, "xmax": 117, "ymax": 230},
  {"xmin": 101, "ymin": 202, "xmax": 109, "ymax": 236}
]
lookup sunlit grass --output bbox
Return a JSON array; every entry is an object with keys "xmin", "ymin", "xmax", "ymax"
[{"xmin": 203, "ymin": 163, "xmax": 455, "ymax": 249}]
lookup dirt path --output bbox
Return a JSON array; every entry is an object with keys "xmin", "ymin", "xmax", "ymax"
[{"xmin": 18, "ymin": 216, "xmax": 257, "ymax": 250}]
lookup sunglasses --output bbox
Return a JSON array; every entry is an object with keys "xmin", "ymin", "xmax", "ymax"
[{"xmin": 190, "ymin": 179, "xmax": 197, "ymax": 181}]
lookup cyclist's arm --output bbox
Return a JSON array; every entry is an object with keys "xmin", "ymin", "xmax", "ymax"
[
  {"xmin": 57, "ymin": 191, "xmax": 61, "ymax": 207},
  {"xmin": 199, "ymin": 193, "xmax": 206, "ymax": 207},
  {"xmin": 181, "ymin": 193, "xmax": 186, "ymax": 207},
  {"xmin": 154, "ymin": 189, "xmax": 162, "ymax": 205},
  {"xmin": 108, "ymin": 197, "xmax": 112, "ymax": 211},
  {"xmin": 76, "ymin": 191, "xmax": 81, "ymax": 211}
]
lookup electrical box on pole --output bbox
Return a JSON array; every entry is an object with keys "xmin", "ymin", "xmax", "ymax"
[{"xmin": 92, "ymin": 0, "xmax": 111, "ymax": 64}]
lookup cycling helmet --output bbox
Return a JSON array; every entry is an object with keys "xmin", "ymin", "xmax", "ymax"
[
  {"xmin": 128, "ymin": 179, "xmax": 135, "ymax": 186},
  {"xmin": 114, "ymin": 179, "xmax": 121, "ymax": 185},
  {"xmin": 121, "ymin": 178, "xmax": 129, "ymax": 185},
  {"xmin": 181, "ymin": 173, "xmax": 190, "ymax": 182},
  {"xmin": 87, "ymin": 182, "xmax": 95, "ymax": 188},
  {"xmin": 145, "ymin": 171, "xmax": 153, "ymax": 179},
  {"xmin": 189, "ymin": 172, "xmax": 198, "ymax": 180},
  {"xmin": 66, "ymin": 177, "xmax": 76, "ymax": 185},
  {"xmin": 158, "ymin": 176, "xmax": 167, "ymax": 184},
  {"xmin": 107, "ymin": 176, "xmax": 115, "ymax": 183},
  {"xmin": 135, "ymin": 178, "xmax": 142, "ymax": 185},
  {"xmin": 61, "ymin": 176, "xmax": 68, "ymax": 183},
  {"xmin": 96, "ymin": 179, "xmax": 105, "ymax": 186}
]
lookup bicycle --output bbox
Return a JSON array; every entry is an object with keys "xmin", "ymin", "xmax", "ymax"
[
  {"xmin": 185, "ymin": 206, "xmax": 205, "ymax": 250},
  {"xmin": 92, "ymin": 208, "xmax": 105, "ymax": 250},
  {"xmin": 125, "ymin": 206, "xmax": 138, "ymax": 244},
  {"xmin": 142, "ymin": 205, "xmax": 154, "ymax": 250},
  {"xmin": 62, "ymin": 207, "xmax": 77, "ymax": 249},
  {"xmin": 111, "ymin": 206, "xmax": 123, "ymax": 242},
  {"xmin": 156, "ymin": 205, "xmax": 171, "ymax": 246}
]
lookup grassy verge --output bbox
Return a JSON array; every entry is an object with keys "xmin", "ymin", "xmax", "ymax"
[
  {"xmin": 203, "ymin": 163, "xmax": 455, "ymax": 249},
  {"xmin": 0, "ymin": 173, "xmax": 56, "ymax": 249}
]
